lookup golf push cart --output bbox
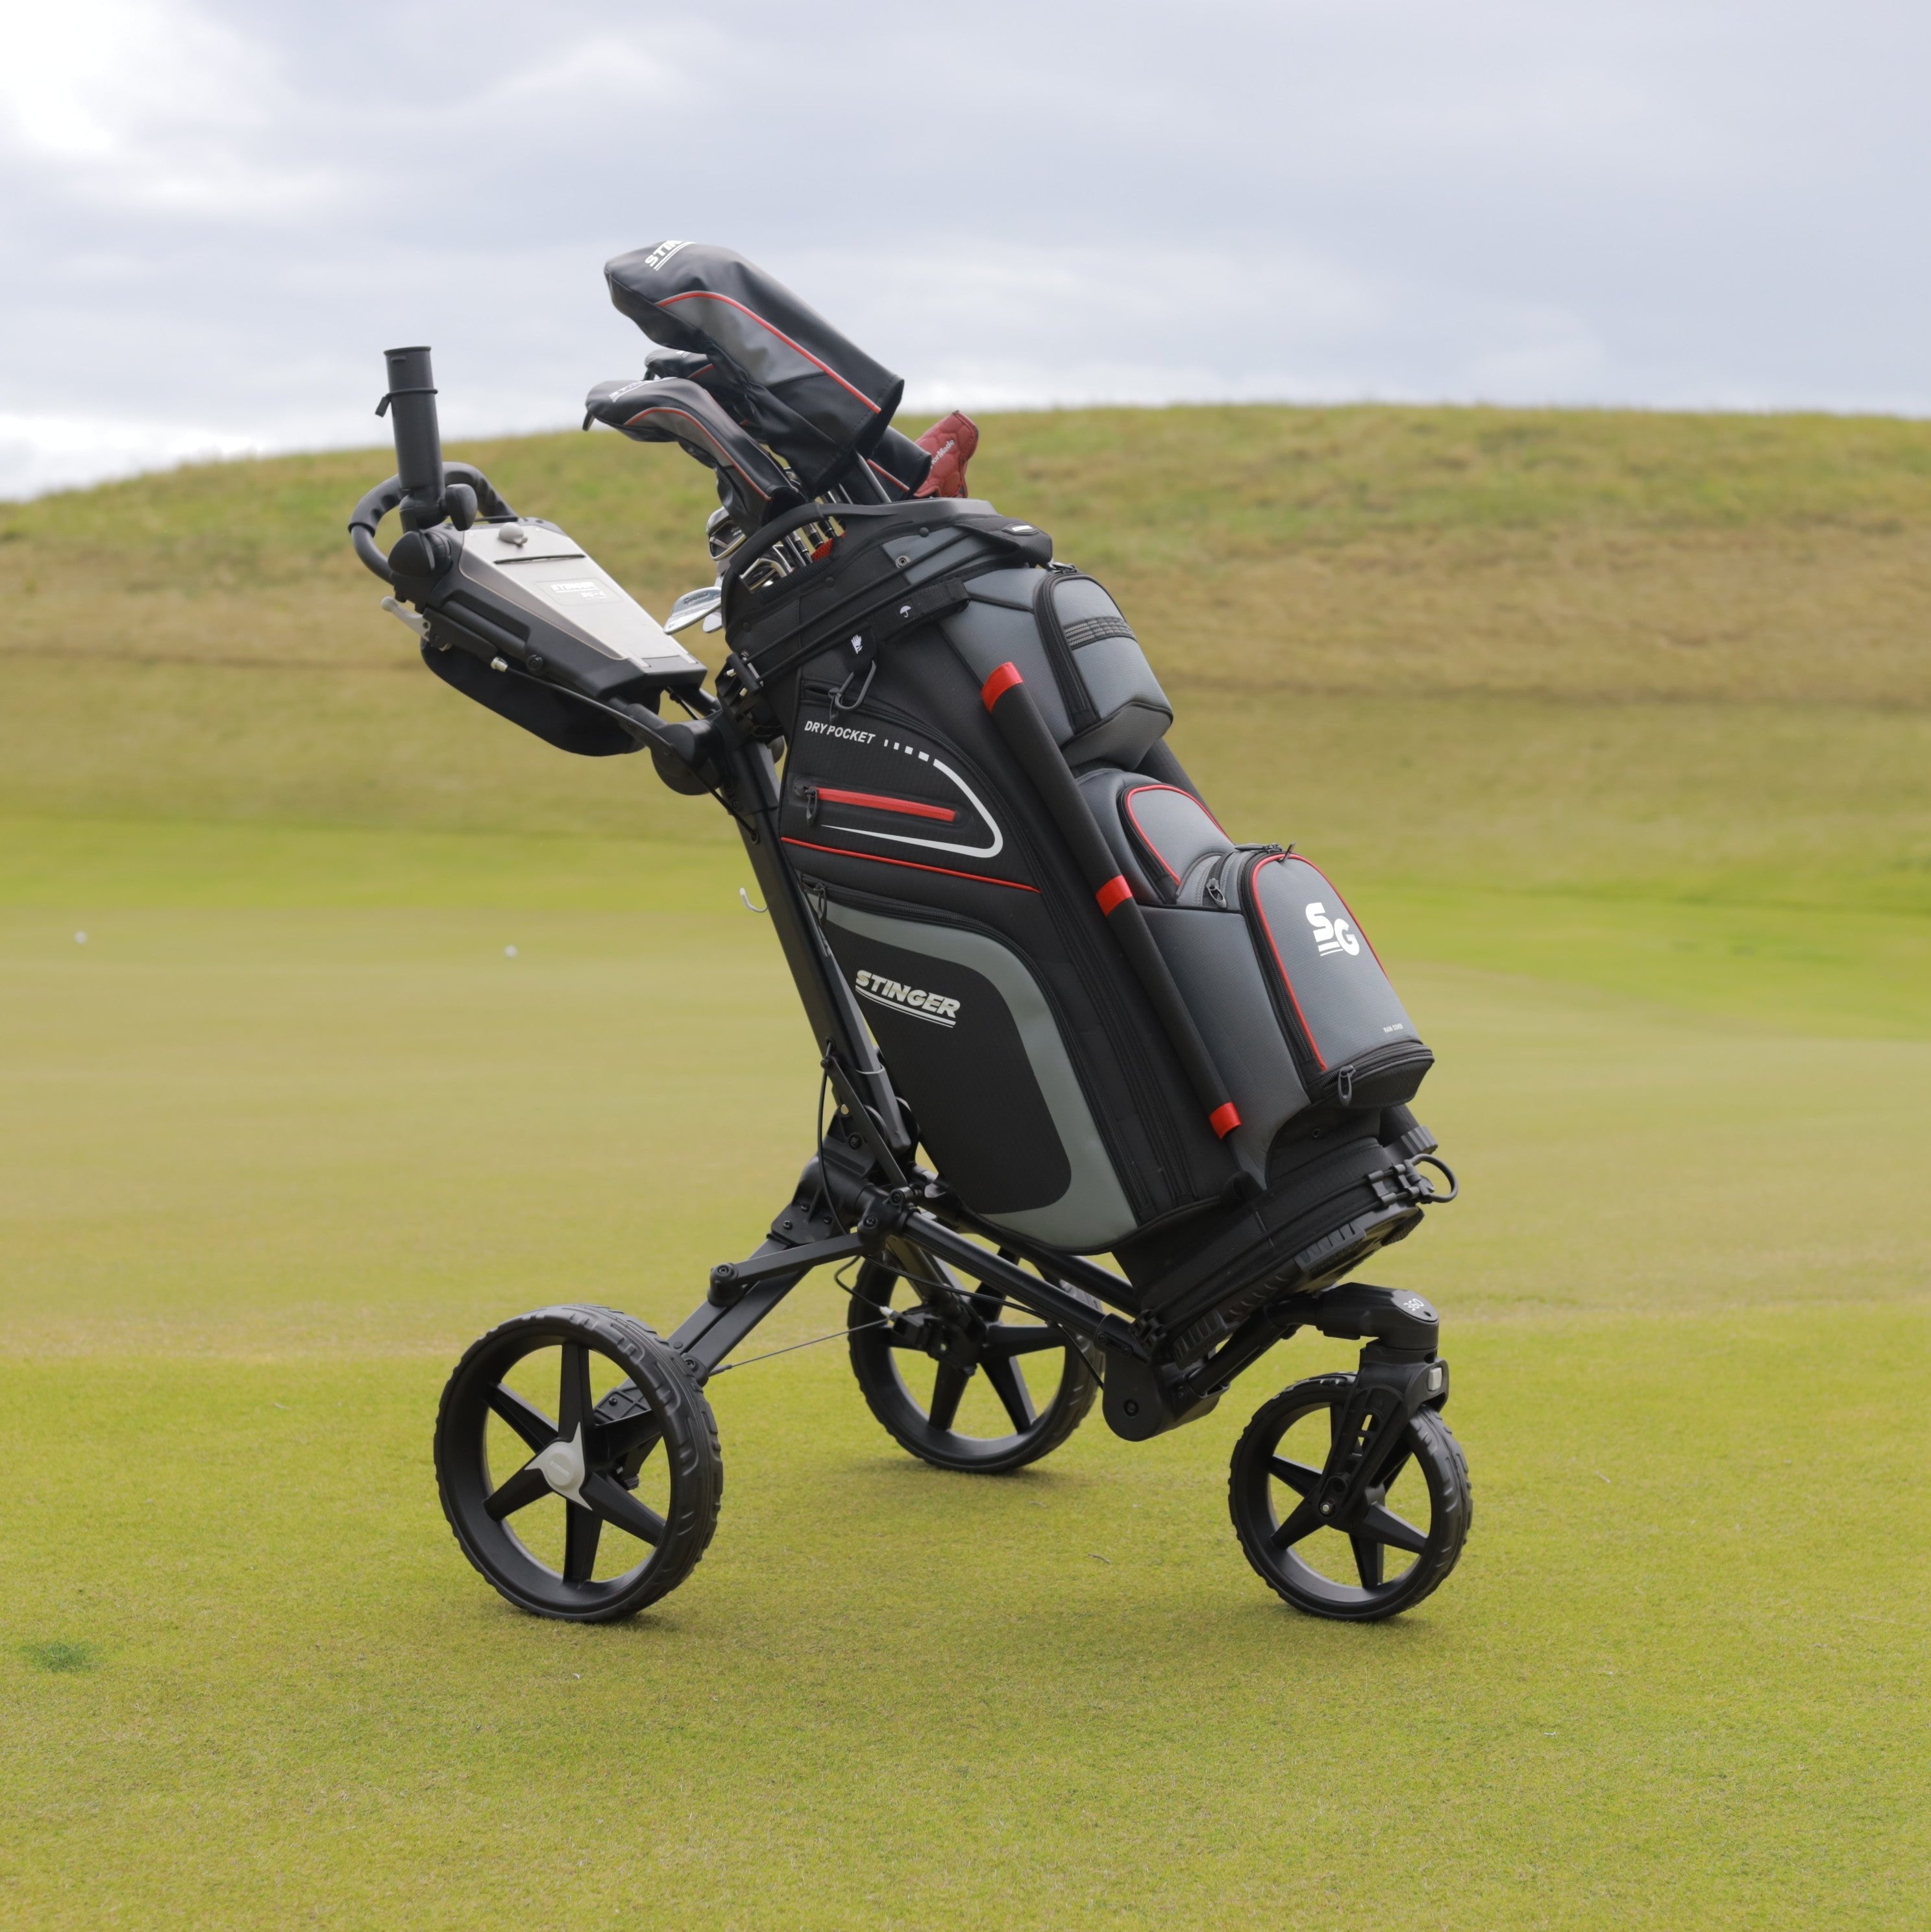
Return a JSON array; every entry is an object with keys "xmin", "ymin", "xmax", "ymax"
[{"xmin": 349, "ymin": 243, "xmax": 1471, "ymax": 1624}]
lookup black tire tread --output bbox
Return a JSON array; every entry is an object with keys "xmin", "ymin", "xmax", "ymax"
[
  {"xmin": 847, "ymin": 1267, "xmax": 1098, "ymax": 1475},
  {"xmin": 434, "ymin": 1302, "xmax": 724, "ymax": 1623},
  {"xmin": 1227, "ymin": 1372, "xmax": 1471, "ymax": 1622}
]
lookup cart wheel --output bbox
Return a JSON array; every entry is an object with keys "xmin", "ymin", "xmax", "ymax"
[
  {"xmin": 847, "ymin": 1252, "xmax": 1098, "ymax": 1474},
  {"xmin": 434, "ymin": 1304, "xmax": 722, "ymax": 1622},
  {"xmin": 1229, "ymin": 1372, "xmax": 1470, "ymax": 1622}
]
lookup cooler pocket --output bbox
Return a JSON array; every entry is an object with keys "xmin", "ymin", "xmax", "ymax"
[
  {"xmin": 820, "ymin": 900, "xmax": 1138, "ymax": 1253},
  {"xmin": 1240, "ymin": 853, "xmax": 1433, "ymax": 1108}
]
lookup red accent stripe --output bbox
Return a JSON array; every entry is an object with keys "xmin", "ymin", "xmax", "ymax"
[
  {"xmin": 981, "ymin": 661, "xmax": 1024, "ymax": 710},
  {"xmin": 1095, "ymin": 874, "xmax": 1134, "ymax": 915},
  {"xmin": 657, "ymin": 291, "xmax": 882, "ymax": 412},
  {"xmin": 1209, "ymin": 1102, "xmax": 1242, "ymax": 1138},
  {"xmin": 782, "ymin": 838, "xmax": 1037, "ymax": 892},
  {"xmin": 817, "ymin": 787, "xmax": 956, "ymax": 823},
  {"xmin": 1248, "ymin": 854, "xmax": 1326, "ymax": 1071}
]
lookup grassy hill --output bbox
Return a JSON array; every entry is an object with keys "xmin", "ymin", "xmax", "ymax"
[
  {"xmin": 4, "ymin": 404, "xmax": 1928, "ymax": 1026},
  {"xmin": 5, "ymin": 409, "xmax": 1930, "ymax": 1929}
]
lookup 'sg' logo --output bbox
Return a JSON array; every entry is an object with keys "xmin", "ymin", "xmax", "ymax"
[{"xmin": 1305, "ymin": 902, "xmax": 1360, "ymax": 958}]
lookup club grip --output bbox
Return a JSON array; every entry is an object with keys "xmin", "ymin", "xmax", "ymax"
[{"xmin": 383, "ymin": 345, "xmax": 445, "ymax": 528}]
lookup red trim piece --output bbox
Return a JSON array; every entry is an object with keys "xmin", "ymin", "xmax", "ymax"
[
  {"xmin": 1208, "ymin": 1102, "xmax": 1242, "ymax": 1139},
  {"xmin": 1094, "ymin": 874, "xmax": 1134, "ymax": 916},
  {"xmin": 981, "ymin": 661, "xmax": 1024, "ymax": 710},
  {"xmin": 657, "ymin": 291, "xmax": 881, "ymax": 412},
  {"xmin": 1249, "ymin": 854, "xmax": 1327, "ymax": 1071},
  {"xmin": 817, "ymin": 787, "xmax": 956, "ymax": 823},
  {"xmin": 782, "ymin": 838, "xmax": 1037, "ymax": 893}
]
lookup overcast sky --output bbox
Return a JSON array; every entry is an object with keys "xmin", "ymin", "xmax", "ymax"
[{"xmin": 1, "ymin": 0, "xmax": 1926, "ymax": 496}]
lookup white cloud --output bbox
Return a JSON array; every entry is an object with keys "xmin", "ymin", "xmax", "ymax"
[{"xmin": 0, "ymin": 0, "xmax": 335, "ymax": 214}]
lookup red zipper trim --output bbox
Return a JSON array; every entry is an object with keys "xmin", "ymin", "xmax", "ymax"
[
  {"xmin": 815, "ymin": 787, "xmax": 957, "ymax": 823},
  {"xmin": 782, "ymin": 838, "xmax": 1037, "ymax": 892}
]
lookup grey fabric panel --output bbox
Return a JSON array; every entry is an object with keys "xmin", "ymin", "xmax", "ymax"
[
  {"xmin": 824, "ymin": 902, "xmax": 1138, "ymax": 1252},
  {"xmin": 1052, "ymin": 578, "xmax": 1127, "ymax": 625},
  {"xmin": 1248, "ymin": 858, "xmax": 1420, "ymax": 1070},
  {"xmin": 1064, "ymin": 700, "xmax": 1174, "ymax": 770},
  {"xmin": 1072, "ymin": 634, "xmax": 1172, "ymax": 743},
  {"xmin": 1120, "ymin": 784, "xmax": 1231, "ymax": 896},
  {"xmin": 939, "ymin": 598, "xmax": 1073, "ymax": 741},
  {"xmin": 1077, "ymin": 767, "xmax": 1158, "ymax": 900},
  {"xmin": 960, "ymin": 565, "xmax": 1049, "ymax": 610},
  {"xmin": 1142, "ymin": 905, "xmax": 1309, "ymax": 1178}
]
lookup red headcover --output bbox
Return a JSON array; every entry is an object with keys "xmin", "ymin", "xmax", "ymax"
[{"xmin": 912, "ymin": 412, "xmax": 979, "ymax": 499}]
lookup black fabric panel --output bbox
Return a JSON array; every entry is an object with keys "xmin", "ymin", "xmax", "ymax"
[
  {"xmin": 605, "ymin": 242, "xmax": 904, "ymax": 469},
  {"xmin": 419, "ymin": 645, "xmax": 641, "ymax": 758},
  {"xmin": 822, "ymin": 926, "xmax": 1070, "ymax": 1214}
]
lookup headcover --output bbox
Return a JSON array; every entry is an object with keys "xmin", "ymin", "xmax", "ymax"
[{"xmin": 605, "ymin": 242, "xmax": 905, "ymax": 478}]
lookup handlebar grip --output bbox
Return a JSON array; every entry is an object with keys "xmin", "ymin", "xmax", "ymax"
[{"xmin": 380, "ymin": 345, "xmax": 445, "ymax": 529}]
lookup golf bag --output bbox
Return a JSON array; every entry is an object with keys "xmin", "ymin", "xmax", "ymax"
[{"xmin": 722, "ymin": 494, "xmax": 1444, "ymax": 1362}]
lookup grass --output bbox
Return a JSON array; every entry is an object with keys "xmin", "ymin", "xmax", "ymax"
[{"xmin": 2, "ymin": 404, "xmax": 1928, "ymax": 1926}]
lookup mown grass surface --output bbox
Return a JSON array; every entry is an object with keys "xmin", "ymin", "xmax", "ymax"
[{"xmin": 2, "ymin": 407, "xmax": 1928, "ymax": 1927}]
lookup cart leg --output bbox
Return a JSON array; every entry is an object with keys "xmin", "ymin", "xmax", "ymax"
[{"xmin": 668, "ymin": 1157, "xmax": 865, "ymax": 1378}]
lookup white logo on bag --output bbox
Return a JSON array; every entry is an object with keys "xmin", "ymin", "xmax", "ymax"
[
  {"xmin": 855, "ymin": 969, "xmax": 962, "ymax": 1027},
  {"xmin": 1305, "ymin": 902, "xmax": 1360, "ymax": 957},
  {"xmin": 645, "ymin": 239, "xmax": 691, "ymax": 270}
]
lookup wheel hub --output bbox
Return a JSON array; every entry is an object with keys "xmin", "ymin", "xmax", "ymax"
[{"xmin": 531, "ymin": 1426, "xmax": 589, "ymax": 1506}]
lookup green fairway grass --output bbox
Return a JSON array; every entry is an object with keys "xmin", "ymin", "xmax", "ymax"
[{"xmin": 3, "ymin": 407, "xmax": 1928, "ymax": 1927}]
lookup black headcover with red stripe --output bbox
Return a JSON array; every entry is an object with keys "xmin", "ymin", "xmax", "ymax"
[{"xmin": 605, "ymin": 242, "xmax": 906, "ymax": 478}]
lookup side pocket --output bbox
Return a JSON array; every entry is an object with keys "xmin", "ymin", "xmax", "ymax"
[{"xmin": 1240, "ymin": 852, "xmax": 1434, "ymax": 1108}]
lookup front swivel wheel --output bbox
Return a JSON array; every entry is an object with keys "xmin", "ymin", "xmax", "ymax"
[
  {"xmin": 1229, "ymin": 1372, "xmax": 1470, "ymax": 1621},
  {"xmin": 434, "ymin": 1304, "xmax": 723, "ymax": 1622}
]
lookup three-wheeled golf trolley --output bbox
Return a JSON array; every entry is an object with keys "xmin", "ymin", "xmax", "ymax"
[{"xmin": 351, "ymin": 243, "xmax": 1470, "ymax": 1624}]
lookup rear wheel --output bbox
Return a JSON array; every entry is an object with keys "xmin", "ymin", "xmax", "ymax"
[
  {"xmin": 847, "ymin": 1248, "xmax": 1098, "ymax": 1474},
  {"xmin": 1229, "ymin": 1372, "xmax": 1470, "ymax": 1621},
  {"xmin": 434, "ymin": 1304, "xmax": 722, "ymax": 1622}
]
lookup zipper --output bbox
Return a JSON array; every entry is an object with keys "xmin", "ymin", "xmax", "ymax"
[{"xmin": 1031, "ymin": 570, "xmax": 1099, "ymax": 736}]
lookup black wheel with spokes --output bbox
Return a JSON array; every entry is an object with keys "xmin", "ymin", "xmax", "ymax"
[
  {"xmin": 434, "ymin": 1304, "xmax": 722, "ymax": 1622},
  {"xmin": 847, "ymin": 1249, "xmax": 1098, "ymax": 1474},
  {"xmin": 1229, "ymin": 1372, "xmax": 1470, "ymax": 1622}
]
